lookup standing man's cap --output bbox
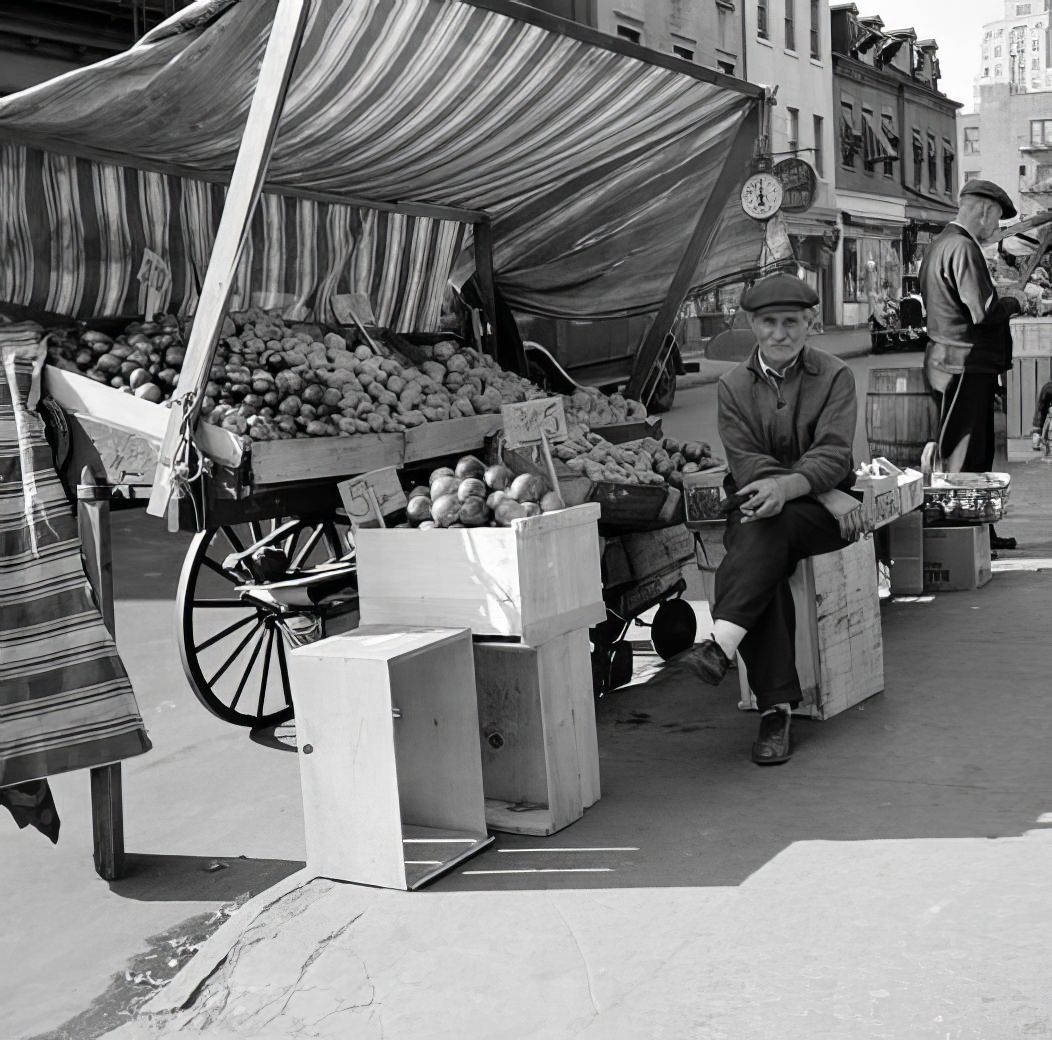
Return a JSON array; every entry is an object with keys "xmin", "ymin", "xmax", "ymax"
[
  {"xmin": 740, "ymin": 273, "xmax": 820, "ymax": 313},
  {"xmin": 959, "ymin": 179, "xmax": 1017, "ymax": 219}
]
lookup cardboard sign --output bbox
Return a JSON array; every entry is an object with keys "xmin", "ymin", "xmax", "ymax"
[
  {"xmin": 338, "ymin": 467, "xmax": 407, "ymax": 529},
  {"xmin": 137, "ymin": 248, "xmax": 172, "ymax": 319},
  {"xmin": 501, "ymin": 397, "xmax": 568, "ymax": 449}
]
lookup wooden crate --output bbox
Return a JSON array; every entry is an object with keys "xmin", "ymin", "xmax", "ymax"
[
  {"xmin": 1006, "ymin": 318, "xmax": 1052, "ymax": 437},
  {"xmin": 356, "ymin": 504, "xmax": 605, "ymax": 646},
  {"xmin": 474, "ymin": 629, "xmax": 599, "ymax": 836},
  {"xmin": 602, "ymin": 525, "xmax": 694, "ymax": 589},
  {"xmin": 289, "ymin": 626, "xmax": 492, "ymax": 890},
  {"xmin": 734, "ymin": 538, "xmax": 884, "ymax": 721}
]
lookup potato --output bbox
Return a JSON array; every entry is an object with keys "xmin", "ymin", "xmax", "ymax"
[
  {"xmin": 305, "ymin": 420, "xmax": 329, "ymax": 437},
  {"xmin": 322, "ymin": 387, "xmax": 343, "ymax": 407}
]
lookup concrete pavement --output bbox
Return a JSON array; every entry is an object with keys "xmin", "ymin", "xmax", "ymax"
[{"xmin": 6, "ymin": 342, "xmax": 1052, "ymax": 1039}]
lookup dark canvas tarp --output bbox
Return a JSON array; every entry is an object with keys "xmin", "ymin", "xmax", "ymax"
[{"xmin": 0, "ymin": 0, "xmax": 771, "ymax": 322}]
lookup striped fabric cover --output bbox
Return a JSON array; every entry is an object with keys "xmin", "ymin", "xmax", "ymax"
[
  {"xmin": 0, "ymin": 0, "xmax": 769, "ymax": 321},
  {"xmin": 0, "ymin": 329, "xmax": 151, "ymax": 787},
  {"xmin": 0, "ymin": 144, "xmax": 465, "ymax": 331}
]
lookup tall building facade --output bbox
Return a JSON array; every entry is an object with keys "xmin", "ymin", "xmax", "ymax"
[
  {"xmin": 522, "ymin": 1, "xmax": 744, "ymax": 76},
  {"xmin": 974, "ymin": 0, "xmax": 1052, "ymax": 104},
  {"xmin": 830, "ymin": 4, "xmax": 961, "ymax": 326},
  {"xmin": 958, "ymin": 84, "xmax": 1052, "ymax": 218},
  {"xmin": 742, "ymin": 0, "xmax": 840, "ymax": 324}
]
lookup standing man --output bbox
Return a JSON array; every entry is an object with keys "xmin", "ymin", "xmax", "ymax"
[
  {"xmin": 690, "ymin": 273, "xmax": 856, "ymax": 765},
  {"xmin": 920, "ymin": 179, "xmax": 1022, "ymax": 549}
]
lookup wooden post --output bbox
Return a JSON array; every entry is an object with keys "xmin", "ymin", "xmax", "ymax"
[
  {"xmin": 147, "ymin": 0, "xmax": 311, "ymax": 518},
  {"xmin": 474, "ymin": 219, "xmax": 500, "ymax": 360},
  {"xmin": 77, "ymin": 467, "xmax": 125, "ymax": 881},
  {"xmin": 625, "ymin": 109, "xmax": 760, "ymax": 401}
]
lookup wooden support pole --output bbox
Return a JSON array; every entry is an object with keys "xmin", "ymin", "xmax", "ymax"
[
  {"xmin": 77, "ymin": 467, "xmax": 125, "ymax": 881},
  {"xmin": 625, "ymin": 110, "xmax": 760, "ymax": 402},
  {"xmin": 474, "ymin": 219, "xmax": 500, "ymax": 361},
  {"xmin": 147, "ymin": 0, "xmax": 311, "ymax": 518}
]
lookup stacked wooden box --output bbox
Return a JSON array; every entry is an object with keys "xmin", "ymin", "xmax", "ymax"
[
  {"xmin": 356, "ymin": 504, "xmax": 607, "ymax": 836},
  {"xmin": 696, "ymin": 530, "xmax": 884, "ymax": 721}
]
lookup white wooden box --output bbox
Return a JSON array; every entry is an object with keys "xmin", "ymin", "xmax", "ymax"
[
  {"xmin": 474, "ymin": 629, "xmax": 600, "ymax": 836},
  {"xmin": 289, "ymin": 625, "xmax": 492, "ymax": 890},
  {"xmin": 735, "ymin": 537, "xmax": 884, "ymax": 720},
  {"xmin": 356, "ymin": 504, "xmax": 605, "ymax": 646}
]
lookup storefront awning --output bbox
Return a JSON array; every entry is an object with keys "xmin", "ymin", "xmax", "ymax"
[
  {"xmin": 0, "ymin": 0, "xmax": 768, "ymax": 322},
  {"xmin": 862, "ymin": 114, "xmax": 898, "ymax": 168}
]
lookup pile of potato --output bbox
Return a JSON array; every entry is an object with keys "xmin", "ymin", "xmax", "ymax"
[
  {"xmin": 563, "ymin": 386, "xmax": 647, "ymax": 429},
  {"xmin": 552, "ymin": 432, "xmax": 719, "ymax": 488}
]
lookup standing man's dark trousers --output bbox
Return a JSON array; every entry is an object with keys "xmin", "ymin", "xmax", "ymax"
[
  {"xmin": 712, "ymin": 498, "xmax": 848, "ymax": 710},
  {"xmin": 937, "ymin": 371, "xmax": 997, "ymax": 472}
]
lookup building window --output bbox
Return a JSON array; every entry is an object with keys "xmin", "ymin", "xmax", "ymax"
[
  {"xmin": 912, "ymin": 129, "xmax": 924, "ymax": 186},
  {"xmin": 1034, "ymin": 57, "xmax": 1042, "ymax": 68},
  {"xmin": 787, "ymin": 107, "xmax": 799, "ymax": 154},
  {"xmin": 785, "ymin": 0, "xmax": 796, "ymax": 50},
  {"xmin": 994, "ymin": 45, "xmax": 1003, "ymax": 57},
  {"xmin": 616, "ymin": 24, "xmax": 641, "ymax": 44},
  {"xmin": 927, "ymin": 133, "xmax": 938, "ymax": 189},
  {"xmin": 841, "ymin": 100, "xmax": 858, "ymax": 168},
  {"xmin": 964, "ymin": 126, "xmax": 980, "ymax": 154},
  {"xmin": 1032, "ymin": 118, "xmax": 1052, "ymax": 144},
  {"xmin": 717, "ymin": 59, "xmax": 736, "ymax": 74},
  {"xmin": 673, "ymin": 44, "xmax": 694, "ymax": 60},
  {"xmin": 1018, "ymin": 3, "xmax": 1032, "ymax": 13},
  {"xmin": 842, "ymin": 237, "xmax": 902, "ymax": 304},
  {"xmin": 1037, "ymin": 163, "xmax": 1052, "ymax": 181},
  {"xmin": 717, "ymin": 2, "xmax": 732, "ymax": 50},
  {"xmin": 881, "ymin": 112, "xmax": 899, "ymax": 177},
  {"xmin": 943, "ymin": 141, "xmax": 955, "ymax": 193},
  {"xmin": 813, "ymin": 114, "xmax": 825, "ymax": 176},
  {"xmin": 964, "ymin": 170, "xmax": 980, "ymax": 183},
  {"xmin": 758, "ymin": 0, "xmax": 769, "ymax": 39},
  {"xmin": 810, "ymin": 0, "xmax": 821, "ymax": 58},
  {"xmin": 995, "ymin": 64, "xmax": 1002, "ymax": 75},
  {"xmin": 1034, "ymin": 37, "xmax": 1041, "ymax": 50}
]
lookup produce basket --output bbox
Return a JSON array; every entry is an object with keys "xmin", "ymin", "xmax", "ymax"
[
  {"xmin": 922, "ymin": 472, "xmax": 1011, "ymax": 523},
  {"xmin": 682, "ymin": 468, "xmax": 728, "ymax": 530}
]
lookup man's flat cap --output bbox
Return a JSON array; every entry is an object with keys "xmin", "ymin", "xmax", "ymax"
[
  {"xmin": 959, "ymin": 178, "xmax": 1017, "ymax": 219},
  {"xmin": 740, "ymin": 273, "xmax": 820, "ymax": 313}
]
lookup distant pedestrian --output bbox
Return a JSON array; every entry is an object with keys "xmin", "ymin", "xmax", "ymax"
[{"xmin": 920, "ymin": 178, "xmax": 1023, "ymax": 550}]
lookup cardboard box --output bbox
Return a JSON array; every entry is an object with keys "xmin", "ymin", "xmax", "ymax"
[
  {"xmin": 887, "ymin": 511, "xmax": 924, "ymax": 595},
  {"xmin": 897, "ymin": 470, "xmax": 924, "ymax": 514},
  {"xmin": 922, "ymin": 525, "xmax": 992, "ymax": 592}
]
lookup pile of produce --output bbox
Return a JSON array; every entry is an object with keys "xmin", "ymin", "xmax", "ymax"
[
  {"xmin": 552, "ymin": 431, "xmax": 720, "ymax": 488},
  {"xmin": 404, "ymin": 455, "xmax": 564, "ymax": 528},
  {"xmin": 563, "ymin": 387, "xmax": 647, "ymax": 429}
]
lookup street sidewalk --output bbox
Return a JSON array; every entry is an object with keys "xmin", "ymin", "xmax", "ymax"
[
  {"xmin": 79, "ymin": 455, "xmax": 1052, "ymax": 1040},
  {"xmin": 679, "ymin": 326, "xmax": 873, "ymax": 388}
]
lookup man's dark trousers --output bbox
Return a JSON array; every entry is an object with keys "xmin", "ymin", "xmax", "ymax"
[
  {"xmin": 937, "ymin": 372, "xmax": 997, "ymax": 472},
  {"xmin": 713, "ymin": 498, "xmax": 848, "ymax": 710}
]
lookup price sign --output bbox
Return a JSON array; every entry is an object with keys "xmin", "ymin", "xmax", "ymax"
[
  {"xmin": 337, "ymin": 467, "xmax": 407, "ymax": 530},
  {"xmin": 773, "ymin": 158, "xmax": 818, "ymax": 215},
  {"xmin": 501, "ymin": 397, "xmax": 568, "ymax": 450},
  {"xmin": 137, "ymin": 248, "xmax": 172, "ymax": 320}
]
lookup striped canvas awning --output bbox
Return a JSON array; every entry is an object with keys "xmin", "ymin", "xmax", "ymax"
[{"xmin": 0, "ymin": 0, "xmax": 769, "ymax": 322}]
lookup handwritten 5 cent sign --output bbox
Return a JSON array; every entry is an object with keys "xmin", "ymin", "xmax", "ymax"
[{"xmin": 501, "ymin": 397, "xmax": 568, "ymax": 449}]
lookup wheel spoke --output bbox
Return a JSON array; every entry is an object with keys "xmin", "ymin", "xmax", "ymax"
[
  {"xmin": 192, "ymin": 598, "xmax": 248, "ymax": 608},
  {"xmin": 248, "ymin": 521, "xmax": 264, "ymax": 546},
  {"xmin": 257, "ymin": 627, "xmax": 275, "ymax": 720},
  {"xmin": 321, "ymin": 519, "xmax": 343, "ymax": 560},
  {"xmin": 200, "ymin": 556, "xmax": 239, "ymax": 584},
  {"xmin": 207, "ymin": 619, "xmax": 263, "ymax": 689},
  {"xmin": 229, "ymin": 626, "xmax": 268, "ymax": 712},
  {"xmin": 276, "ymin": 629, "xmax": 294, "ymax": 707},
  {"xmin": 195, "ymin": 613, "xmax": 257, "ymax": 653},
  {"xmin": 291, "ymin": 523, "xmax": 325, "ymax": 570},
  {"xmin": 219, "ymin": 525, "xmax": 246, "ymax": 555}
]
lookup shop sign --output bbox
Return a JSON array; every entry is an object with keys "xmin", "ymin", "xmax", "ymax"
[{"xmin": 773, "ymin": 158, "xmax": 817, "ymax": 214}]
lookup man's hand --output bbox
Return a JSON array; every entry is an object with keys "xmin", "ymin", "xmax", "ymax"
[{"xmin": 737, "ymin": 478, "xmax": 788, "ymax": 523}]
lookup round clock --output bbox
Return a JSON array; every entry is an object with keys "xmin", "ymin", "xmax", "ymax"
[{"xmin": 740, "ymin": 172, "xmax": 783, "ymax": 220}]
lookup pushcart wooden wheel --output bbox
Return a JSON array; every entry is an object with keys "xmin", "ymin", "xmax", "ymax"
[{"xmin": 176, "ymin": 516, "xmax": 357, "ymax": 727}]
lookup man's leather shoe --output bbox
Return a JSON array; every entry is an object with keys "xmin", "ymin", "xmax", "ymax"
[
  {"xmin": 686, "ymin": 639, "xmax": 731, "ymax": 686},
  {"xmin": 752, "ymin": 708, "xmax": 792, "ymax": 765},
  {"xmin": 990, "ymin": 534, "xmax": 1017, "ymax": 551}
]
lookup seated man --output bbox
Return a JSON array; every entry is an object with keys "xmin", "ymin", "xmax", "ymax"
[{"xmin": 690, "ymin": 273, "xmax": 857, "ymax": 765}]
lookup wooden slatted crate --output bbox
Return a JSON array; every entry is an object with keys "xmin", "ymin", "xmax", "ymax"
[
  {"xmin": 356, "ymin": 504, "xmax": 605, "ymax": 646},
  {"xmin": 474, "ymin": 629, "xmax": 599, "ymax": 836},
  {"xmin": 1006, "ymin": 318, "xmax": 1052, "ymax": 438}
]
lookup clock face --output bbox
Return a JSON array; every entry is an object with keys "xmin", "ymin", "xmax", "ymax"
[{"xmin": 740, "ymin": 173, "xmax": 784, "ymax": 220}]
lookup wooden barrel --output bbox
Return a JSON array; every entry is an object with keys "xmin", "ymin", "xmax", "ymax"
[{"xmin": 865, "ymin": 367, "xmax": 939, "ymax": 468}]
